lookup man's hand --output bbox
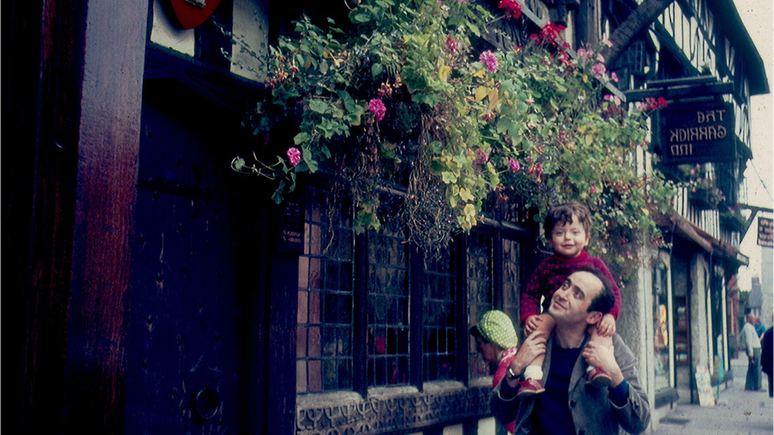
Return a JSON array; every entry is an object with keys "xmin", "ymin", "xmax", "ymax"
[
  {"xmin": 524, "ymin": 315, "xmax": 541, "ymax": 335},
  {"xmin": 582, "ymin": 341, "xmax": 624, "ymax": 387},
  {"xmin": 597, "ymin": 313, "xmax": 616, "ymax": 337},
  {"xmin": 506, "ymin": 330, "xmax": 547, "ymax": 384}
]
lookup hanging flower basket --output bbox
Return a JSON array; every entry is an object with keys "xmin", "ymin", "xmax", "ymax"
[
  {"xmin": 688, "ymin": 186, "xmax": 722, "ymax": 210},
  {"xmin": 720, "ymin": 210, "xmax": 748, "ymax": 232}
]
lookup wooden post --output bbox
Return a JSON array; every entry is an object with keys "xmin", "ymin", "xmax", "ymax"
[{"xmin": 60, "ymin": 0, "xmax": 148, "ymax": 432}]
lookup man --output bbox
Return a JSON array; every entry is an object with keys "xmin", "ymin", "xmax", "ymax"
[
  {"xmin": 470, "ymin": 310, "xmax": 520, "ymax": 434},
  {"xmin": 491, "ymin": 269, "xmax": 650, "ymax": 434},
  {"xmin": 761, "ymin": 325, "xmax": 773, "ymax": 398},
  {"xmin": 740, "ymin": 313, "xmax": 763, "ymax": 391}
]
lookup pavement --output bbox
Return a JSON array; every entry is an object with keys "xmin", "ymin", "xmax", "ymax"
[{"xmin": 650, "ymin": 357, "xmax": 773, "ymax": 434}]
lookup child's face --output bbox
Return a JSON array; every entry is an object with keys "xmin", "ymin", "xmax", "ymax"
[{"xmin": 548, "ymin": 214, "xmax": 589, "ymax": 259}]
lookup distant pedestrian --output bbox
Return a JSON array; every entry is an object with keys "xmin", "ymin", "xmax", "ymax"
[
  {"xmin": 762, "ymin": 326, "xmax": 773, "ymax": 398},
  {"xmin": 754, "ymin": 316, "xmax": 766, "ymax": 340},
  {"xmin": 740, "ymin": 313, "xmax": 762, "ymax": 391},
  {"xmin": 471, "ymin": 310, "xmax": 519, "ymax": 434}
]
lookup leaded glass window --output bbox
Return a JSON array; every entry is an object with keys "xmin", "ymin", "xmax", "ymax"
[
  {"xmin": 468, "ymin": 232, "xmax": 494, "ymax": 379},
  {"xmin": 367, "ymin": 217, "xmax": 410, "ymax": 386},
  {"xmin": 297, "ymin": 188, "xmax": 355, "ymax": 393},
  {"xmin": 423, "ymin": 245, "xmax": 457, "ymax": 382}
]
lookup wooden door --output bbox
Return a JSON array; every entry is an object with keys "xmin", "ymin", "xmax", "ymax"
[{"xmin": 125, "ymin": 79, "xmax": 266, "ymax": 434}]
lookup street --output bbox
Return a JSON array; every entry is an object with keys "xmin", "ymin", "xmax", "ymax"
[{"xmin": 651, "ymin": 357, "xmax": 773, "ymax": 434}]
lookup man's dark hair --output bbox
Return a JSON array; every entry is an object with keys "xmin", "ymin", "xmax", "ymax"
[
  {"xmin": 583, "ymin": 268, "xmax": 616, "ymax": 314},
  {"xmin": 544, "ymin": 202, "xmax": 592, "ymax": 236}
]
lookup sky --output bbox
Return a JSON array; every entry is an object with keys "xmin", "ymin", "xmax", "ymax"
[{"xmin": 734, "ymin": 0, "xmax": 774, "ymax": 291}]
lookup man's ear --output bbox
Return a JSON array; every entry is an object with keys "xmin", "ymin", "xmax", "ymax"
[{"xmin": 586, "ymin": 311, "xmax": 603, "ymax": 325}]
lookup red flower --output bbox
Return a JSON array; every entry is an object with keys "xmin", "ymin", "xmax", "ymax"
[{"xmin": 498, "ymin": 0, "xmax": 522, "ymax": 19}]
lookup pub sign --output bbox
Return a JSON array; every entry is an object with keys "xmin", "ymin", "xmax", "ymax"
[
  {"xmin": 758, "ymin": 217, "xmax": 773, "ymax": 248},
  {"xmin": 658, "ymin": 101, "xmax": 736, "ymax": 165}
]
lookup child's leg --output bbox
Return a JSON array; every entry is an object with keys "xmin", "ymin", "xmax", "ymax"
[
  {"xmin": 585, "ymin": 324, "xmax": 614, "ymax": 386},
  {"xmin": 516, "ymin": 314, "xmax": 554, "ymax": 396},
  {"xmin": 523, "ymin": 314, "xmax": 556, "ymax": 380}
]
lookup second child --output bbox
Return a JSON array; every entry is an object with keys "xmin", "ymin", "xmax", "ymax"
[{"xmin": 516, "ymin": 202, "xmax": 622, "ymax": 396}]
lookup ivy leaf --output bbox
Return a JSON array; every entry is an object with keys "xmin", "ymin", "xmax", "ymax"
[
  {"xmin": 351, "ymin": 13, "xmax": 371, "ymax": 23},
  {"xmin": 308, "ymin": 99, "xmax": 329, "ymax": 114},
  {"xmin": 371, "ymin": 63, "xmax": 384, "ymax": 77},
  {"xmin": 458, "ymin": 188, "xmax": 475, "ymax": 202},
  {"xmin": 585, "ymin": 134, "xmax": 594, "ymax": 145},
  {"xmin": 487, "ymin": 89, "xmax": 500, "ymax": 111},
  {"xmin": 271, "ymin": 180, "xmax": 286, "ymax": 204},
  {"xmin": 438, "ymin": 64, "xmax": 451, "ymax": 83},
  {"xmin": 475, "ymin": 86, "xmax": 488, "ymax": 102},
  {"xmin": 294, "ymin": 132, "xmax": 311, "ymax": 145},
  {"xmin": 338, "ymin": 91, "xmax": 357, "ymax": 112}
]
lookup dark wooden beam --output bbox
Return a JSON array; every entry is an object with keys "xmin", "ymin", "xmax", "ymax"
[
  {"xmin": 623, "ymin": 82, "xmax": 734, "ymax": 102},
  {"xmin": 61, "ymin": 0, "xmax": 149, "ymax": 432},
  {"xmin": 600, "ymin": 0, "xmax": 676, "ymax": 67}
]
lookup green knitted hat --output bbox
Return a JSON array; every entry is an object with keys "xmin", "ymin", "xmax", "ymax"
[{"xmin": 471, "ymin": 310, "xmax": 518, "ymax": 349}]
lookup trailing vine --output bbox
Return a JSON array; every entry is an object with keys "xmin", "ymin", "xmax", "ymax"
[{"xmin": 229, "ymin": 0, "xmax": 678, "ymax": 283}]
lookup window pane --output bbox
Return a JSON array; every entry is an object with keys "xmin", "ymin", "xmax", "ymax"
[
  {"xmin": 654, "ymin": 259, "xmax": 671, "ymax": 390},
  {"xmin": 367, "ymin": 214, "xmax": 410, "ymax": 387},
  {"xmin": 297, "ymin": 187, "xmax": 354, "ymax": 393},
  {"xmin": 423, "ymin": 243, "xmax": 457, "ymax": 381},
  {"xmin": 468, "ymin": 232, "xmax": 494, "ymax": 379},
  {"xmin": 503, "ymin": 238, "xmax": 522, "ymax": 333}
]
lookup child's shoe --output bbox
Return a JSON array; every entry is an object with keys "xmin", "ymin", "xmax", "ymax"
[
  {"xmin": 516, "ymin": 378, "xmax": 545, "ymax": 397},
  {"xmin": 585, "ymin": 367, "xmax": 612, "ymax": 387}
]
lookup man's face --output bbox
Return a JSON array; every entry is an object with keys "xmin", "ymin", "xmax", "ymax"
[{"xmin": 548, "ymin": 271, "xmax": 603, "ymax": 325}]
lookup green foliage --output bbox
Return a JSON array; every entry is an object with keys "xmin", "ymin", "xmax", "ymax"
[{"xmin": 231, "ymin": 0, "xmax": 678, "ymax": 283}]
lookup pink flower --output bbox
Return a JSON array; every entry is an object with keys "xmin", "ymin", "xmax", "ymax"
[
  {"xmin": 604, "ymin": 94, "xmax": 621, "ymax": 106},
  {"xmin": 369, "ymin": 98, "xmax": 387, "ymax": 121},
  {"xmin": 528, "ymin": 162, "xmax": 543, "ymax": 177},
  {"xmin": 589, "ymin": 185, "xmax": 597, "ymax": 194},
  {"xmin": 498, "ymin": 0, "xmax": 522, "ymax": 18},
  {"xmin": 287, "ymin": 147, "xmax": 301, "ymax": 167},
  {"xmin": 480, "ymin": 50, "xmax": 499, "ymax": 73},
  {"xmin": 611, "ymin": 72, "xmax": 619, "ymax": 82},
  {"xmin": 591, "ymin": 62, "xmax": 606, "ymax": 78},
  {"xmin": 476, "ymin": 149, "xmax": 490, "ymax": 164},
  {"xmin": 446, "ymin": 34, "xmax": 459, "ymax": 55},
  {"xmin": 509, "ymin": 158, "xmax": 521, "ymax": 172}
]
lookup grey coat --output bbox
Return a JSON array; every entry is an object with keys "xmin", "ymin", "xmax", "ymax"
[{"xmin": 491, "ymin": 333, "xmax": 650, "ymax": 435}]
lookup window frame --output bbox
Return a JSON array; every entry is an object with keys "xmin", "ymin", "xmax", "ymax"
[{"xmin": 296, "ymin": 184, "xmax": 533, "ymax": 397}]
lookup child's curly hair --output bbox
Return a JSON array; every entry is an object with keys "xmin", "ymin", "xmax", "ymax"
[{"xmin": 544, "ymin": 202, "xmax": 592, "ymax": 236}]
